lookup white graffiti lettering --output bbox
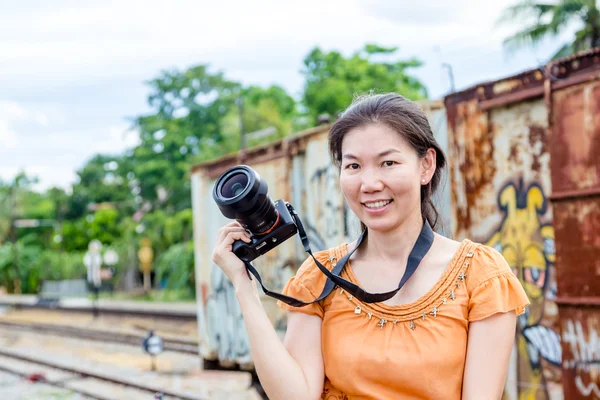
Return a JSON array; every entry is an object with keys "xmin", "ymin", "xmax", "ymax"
[
  {"xmin": 523, "ymin": 324, "xmax": 562, "ymax": 365},
  {"xmin": 562, "ymin": 319, "xmax": 600, "ymax": 397},
  {"xmin": 562, "ymin": 319, "xmax": 599, "ymax": 372},
  {"xmin": 576, "ymin": 376, "xmax": 600, "ymax": 398}
]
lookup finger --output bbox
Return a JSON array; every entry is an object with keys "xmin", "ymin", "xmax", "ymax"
[
  {"xmin": 222, "ymin": 231, "xmax": 252, "ymax": 247},
  {"xmin": 218, "ymin": 226, "xmax": 248, "ymax": 243},
  {"xmin": 216, "ymin": 224, "xmax": 246, "ymax": 244}
]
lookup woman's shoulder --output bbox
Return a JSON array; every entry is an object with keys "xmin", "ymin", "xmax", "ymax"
[
  {"xmin": 293, "ymin": 243, "xmax": 348, "ymax": 286},
  {"xmin": 463, "ymin": 240, "xmax": 514, "ymax": 289}
]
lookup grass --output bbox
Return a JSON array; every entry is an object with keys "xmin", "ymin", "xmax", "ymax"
[{"xmin": 90, "ymin": 288, "xmax": 196, "ymax": 303}]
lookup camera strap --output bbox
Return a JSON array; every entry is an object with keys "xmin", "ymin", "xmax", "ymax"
[{"xmin": 243, "ymin": 207, "xmax": 434, "ymax": 307}]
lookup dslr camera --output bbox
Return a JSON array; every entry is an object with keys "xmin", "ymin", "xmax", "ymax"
[{"xmin": 213, "ymin": 165, "xmax": 298, "ymax": 262}]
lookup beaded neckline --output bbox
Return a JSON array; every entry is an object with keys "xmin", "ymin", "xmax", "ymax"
[{"xmin": 330, "ymin": 239, "xmax": 478, "ymax": 323}]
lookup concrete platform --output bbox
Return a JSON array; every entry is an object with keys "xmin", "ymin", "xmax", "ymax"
[{"xmin": 0, "ymin": 294, "xmax": 197, "ymax": 319}]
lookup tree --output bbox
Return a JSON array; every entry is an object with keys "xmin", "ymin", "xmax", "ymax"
[
  {"xmin": 301, "ymin": 44, "xmax": 427, "ymax": 124},
  {"xmin": 0, "ymin": 171, "xmax": 38, "ymax": 293},
  {"xmin": 132, "ymin": 65, "xmax": 298, "ymax": 212},
  {"xmin": 221, "ymin": 85, "xmax": 298, "ymax": 148},
  {"xmin": 66, "ymin": 154, "xmax": 134, "ymax": 220},
  {"xmin": 499, "ymin": 0, "xmax": 600, "ymax": 59}
]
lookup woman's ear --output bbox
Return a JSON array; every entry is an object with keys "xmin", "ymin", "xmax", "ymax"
[{"xmin": 420, "ymin": 148, "xmax": 437, "ymax": 183}]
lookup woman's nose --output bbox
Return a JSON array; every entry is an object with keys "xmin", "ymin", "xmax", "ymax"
[{"xmin": 360, "ymin": 170, "xmax": 384, "ymax": 192}]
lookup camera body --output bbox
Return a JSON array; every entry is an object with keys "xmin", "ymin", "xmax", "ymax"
[
  {"xmin": 213, "ymin": 164, "xmax": 300, "ymax": 263},
  {"xmin": 232, "ymin": 200, "xmax": 298, "ymax": 262}
]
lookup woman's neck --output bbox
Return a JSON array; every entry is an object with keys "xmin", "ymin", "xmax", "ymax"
[{"xmin": 359, "ymin": 211, "xmax": 426, "ymax": 266}]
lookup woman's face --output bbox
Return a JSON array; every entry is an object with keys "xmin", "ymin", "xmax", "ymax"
[{"xmin": 339, "ymin": 123, "xmax": 434, "ymax": 233}]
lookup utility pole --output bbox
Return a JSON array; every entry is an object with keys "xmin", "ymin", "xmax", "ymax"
[
  {"xmin": 442, "ymin": 63, "xmax": 456, "ymax": 93},
  {"xmin": 236, "ymin": 97, "xmax": 246, "ymax": 151}
]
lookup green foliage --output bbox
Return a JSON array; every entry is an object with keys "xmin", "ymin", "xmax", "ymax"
[
  {"xmin": 60, "ymin": 207, "xmax": 123, "ymax": 252},
  {"xmin": 0, "ymin": 43, "xmax": 427, "ymax": 295},
  {"xmin": 301, "ymin": 44, "xmax": 427, "ymax": 124},
  {"xmin": 154, "ymin": 241, "xmax": 195, "ymax": 293},
  {"xmin": 66, "ymin": 155, "xmax": 134, "ymax": 221},
  {"xmin": 499, "ymin": 0, "xmax": 600, "ymax": 59},
  {"xmin": 0, "ymin": 240, "xmax": 85, "ymax": 294}
]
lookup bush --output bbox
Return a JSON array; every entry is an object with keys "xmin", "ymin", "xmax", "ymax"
[{"xmin": 154, "ymin": 241, "xmax": 195, "ymax": 295}]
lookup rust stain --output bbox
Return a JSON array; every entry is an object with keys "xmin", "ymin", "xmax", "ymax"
[
  {"xmin": 448, "ymin": 99, "xmax": 496, "ymax": 237},
  {"xmin": 508, "ymin": 140, "xmax": 520, "ymax": 166},
  {"xmin": 528, "ymin": 124, "xmax": 547, "ymax": 173},
  {"xmin": 493, "ymin": 79, "xmax": 523, "ymax": 95},
  {"xmin": 554, "ymin": 199, "xmax": 600, "ymax": 299},
  {"xmin": 551, "ymin": 82, "xmax": 600, "ymax": 194},
  {"xmin": 534, "ymin": 70, "xmax": 544, "ymax": 81}
]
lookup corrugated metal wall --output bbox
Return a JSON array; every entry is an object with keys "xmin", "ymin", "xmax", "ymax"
[
  {"xmin": 548, "ymin": 53, "xmax": 600, "ymax": 400},
  {"xmin": 190, "ymin": 101, "xmax": 450, "ymax": 368},
  {"xmin": 445, "ymin": 48, "xmax": 600, "ymax": 400}
]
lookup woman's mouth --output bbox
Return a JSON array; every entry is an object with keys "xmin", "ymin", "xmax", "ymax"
[{"xmin": 362, "ymin": 199, "xmax": 393, "ymax": 213}]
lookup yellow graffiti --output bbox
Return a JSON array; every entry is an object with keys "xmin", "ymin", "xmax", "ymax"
[
  {"xmin": 485, "ymin": 182, "xmax": 557, "ymax": 400},
  {"xmin": 487, "ymin": 184, "xmax": 554, "ymax": 310}
]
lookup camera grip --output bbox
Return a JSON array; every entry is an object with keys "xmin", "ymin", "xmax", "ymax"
[{"xmin": 232, "ymin": 239, "xmax": 259, "ymax": 262}]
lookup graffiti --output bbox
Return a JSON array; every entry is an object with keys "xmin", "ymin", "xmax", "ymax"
[
  {"xmin": 485, "ymin": 179, "xmax": 562, "ymax": 399},
  {"xmin": 205, "ymin": 263, "xmax": 251, "ymax": 367},
  {"xmin": 306, "ymin": 164, "xmax": 349, "ymax": 251},
  {"xmin": 562, "ymin": 319, "xmax": 600, "ymax": 398}
]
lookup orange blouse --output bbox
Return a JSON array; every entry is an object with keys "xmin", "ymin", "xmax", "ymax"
[{"xmin": 277, "ymin": 239, "xmax": 529, "ymax": 400}]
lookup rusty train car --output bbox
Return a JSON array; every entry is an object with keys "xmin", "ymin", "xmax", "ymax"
[
  {"xmin": 191, "ymin": 48, "xmax": 599, "ymax": 399},
  {"xmin": 445, "ymin": 48, "xmax": 600, "ymax": 399}
]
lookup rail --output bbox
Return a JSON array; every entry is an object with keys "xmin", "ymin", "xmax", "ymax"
[
  {"xmin": 0, "ymin": 320, "xmax": 199, "ymax": 354},
  {"xmin": 0, "ymin": 348, "xmax": 205, "ymax": 400}
]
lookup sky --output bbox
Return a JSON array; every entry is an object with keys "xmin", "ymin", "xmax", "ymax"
[{"xmin": 0, "ymin": 0, "xmax": 577, "ymax": 192}]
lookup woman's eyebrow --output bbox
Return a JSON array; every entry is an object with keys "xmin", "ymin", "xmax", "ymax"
[
  {"xmin": 342, "ymin": 149, "xmax": 402, "ymax": 160},
  {"xmin": 377, "ymin": 149, "xmax": 402, "ymax": 157}
]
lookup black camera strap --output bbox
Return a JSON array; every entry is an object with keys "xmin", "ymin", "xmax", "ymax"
[{"xmin": 243, "ymin": 207, "xmax": 434, "ymax": 307}]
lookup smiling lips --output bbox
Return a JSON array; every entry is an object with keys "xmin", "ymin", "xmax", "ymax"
[{"xmin": 362, "ymin": 199, "xmax": 393, "ymax": 210}]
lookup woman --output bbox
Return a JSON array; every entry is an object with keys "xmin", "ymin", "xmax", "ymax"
[{"xmin": 212, "ymin": 93, "xmax": 529, "ymax": 400}]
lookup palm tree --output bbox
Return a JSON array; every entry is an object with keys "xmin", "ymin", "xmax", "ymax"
[{"xmin": 499, "ymin": 0, "xmax": 600, "ymax": 59}]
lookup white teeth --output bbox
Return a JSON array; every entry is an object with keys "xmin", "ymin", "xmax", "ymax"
[{"xmin": 364, "ymin": 200, "xmax": 391, "ymax": 209}]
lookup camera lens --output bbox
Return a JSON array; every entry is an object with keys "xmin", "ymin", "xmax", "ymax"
[
  {"xmin": 221, "ymin": 173, "xmax": 248, "ymax": 199},
  {"xmin": 213, "ymin": 165, "xmax": 279, "ymax": 235}
]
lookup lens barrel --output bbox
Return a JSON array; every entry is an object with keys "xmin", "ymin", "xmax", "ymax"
[{"xmin": 213, "ymin": 165, "xmax": 278, "ymax": 235}]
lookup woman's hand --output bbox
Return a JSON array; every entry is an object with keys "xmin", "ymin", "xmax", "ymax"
[{"xmin": 211, "ymin": 221, "xmax": 254, "ymax": 290}]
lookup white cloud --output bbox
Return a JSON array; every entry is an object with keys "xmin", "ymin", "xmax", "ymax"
[
  {"xmin": 0, "ymin": 0, "xmax": 579, "ymax": 190},
  {"xmin": 0, "ymin": 120, "xmax": 18, "ymax": 149},
  {"xmin": 0, "ymin": 101, "xmax": 28, "ymax": 119},
  {"xmin": 106, "ymin": 125, "xmax": 141, "ymax": 151},
  {"xmin": 0, "ymin": 0, "xmax": 524, "ymax": 90},
  {"xmin": 0, "ymin": 101, "xmax": 52, "ymax": 125},
  {"xmin": 0, "ymin": 164, "xmax": 77, "ymax": 191},
  {"xmin": 0, "ymin": 99, "xmax": 139, "ymax": 189},
  {"xmin": 0, "ymin": 101, "xmax": 53, "ymax": 149}
]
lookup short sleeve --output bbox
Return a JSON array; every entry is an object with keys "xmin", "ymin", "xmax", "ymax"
[
  {"xmin": 466, "ymin": 245, "xmax": 530, "ymax": 322},
  {"xmin": 276, "ymin": 250, "xmax": 333, "ymax": 319}
]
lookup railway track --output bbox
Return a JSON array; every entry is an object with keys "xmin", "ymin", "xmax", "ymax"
[
  {"xmin": 0, "ymin": 320, "xmax": 267, "ymax": 399},
  {"xmin": 0, "ymin": 320, "xmax": 198, "ymax": 354},
  {"xmin": 0, "ymin": 298, "xmax": 266, "ymax": 399},
  {"xmin": 0, "ymin": 349, "xmax": 203, "ymax": 400}
]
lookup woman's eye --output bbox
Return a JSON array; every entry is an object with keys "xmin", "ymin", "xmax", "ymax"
[
  {"xmin": 347, "ymin": 163, "xmax": 360, "ymax": 170},
  {"xmin": 383, "ymin": 161, "xmax": 396, "ymax": 167}
]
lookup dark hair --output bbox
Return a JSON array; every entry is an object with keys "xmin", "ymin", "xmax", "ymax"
[{"xmin": 328, "ymin": 93, "xmax": 447, "ymax": 231}]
